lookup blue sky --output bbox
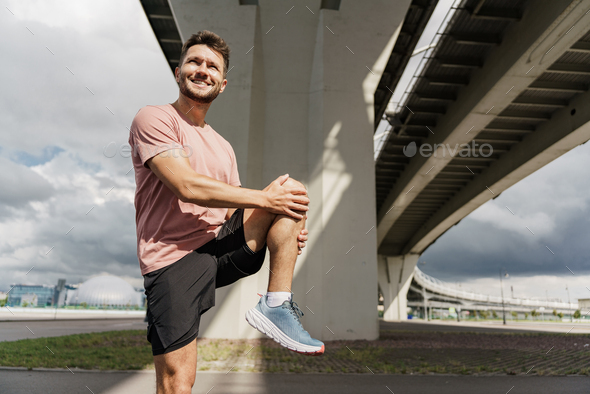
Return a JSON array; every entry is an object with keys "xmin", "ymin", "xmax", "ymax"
[{"xmin": 0, "ymin": 0, "xmax": 588, "ymax": 303}]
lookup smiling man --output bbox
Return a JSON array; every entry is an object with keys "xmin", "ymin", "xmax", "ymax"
[{"xmin": 129, "ymin": 31, "xmax": 324, "ymax": 394}]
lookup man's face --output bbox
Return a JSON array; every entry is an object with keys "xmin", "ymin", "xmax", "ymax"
[{"xmin": 176, "ymin": 44, "xmax": 227, "ymax": 104}]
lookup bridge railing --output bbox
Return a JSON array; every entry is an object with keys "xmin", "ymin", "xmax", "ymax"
[{"xmin": 413, "ymin": 266, "xmax": 578, "ymax": 310}]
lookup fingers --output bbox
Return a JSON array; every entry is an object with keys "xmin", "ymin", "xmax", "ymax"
[
  {"xmin": 290, "ymin": 194, "xmax": 310, "ymax": 206},
  {"xmin": 285, "ymin": 209, "xmax": 304, "ymax": 220},
  {"xmin": 292, "ymin": 204, "xmax": 309, "ymax": 213},
  {"xmin": 278, "ymin": 174, "xmax": 290, "ymax": 186},
  {"xmin": 297, "ymin": 228, "xmax": 307, "ymax": 255},
  {"xmin": 297, "ymin": 230, "xmax": 308, "ymax": 242},
  {"xmin": 288, "ymin": 187, "xmax": 308, "ymax": 196}
]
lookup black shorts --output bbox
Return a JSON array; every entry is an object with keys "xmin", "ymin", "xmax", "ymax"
[{"xmin": 143, "ymin": 208, "xmax": 266, "ymax": 356}]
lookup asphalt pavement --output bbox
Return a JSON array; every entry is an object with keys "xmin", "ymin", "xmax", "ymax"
[
  {"xmin": 0, "ymin": 319, "xmax": 147, "ymax": 342},
  {"xmin": 0, "ymin": 369, "xmax": 587, "ymax": 394}
]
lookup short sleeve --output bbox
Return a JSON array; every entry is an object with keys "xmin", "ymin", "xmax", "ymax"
[{"xmin": 129, "ymin": 106, "xmax": 184, "ymax": 166}]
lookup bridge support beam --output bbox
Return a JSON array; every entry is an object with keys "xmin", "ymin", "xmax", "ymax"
[
  {"xmin": 377, "ymin": 0, "xmax": 590, "ymax": 254},
  {"xmin": 378, "ymin": 254, "xmax": 419, "ymax": 321}
]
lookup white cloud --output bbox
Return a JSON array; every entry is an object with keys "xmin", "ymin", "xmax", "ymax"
[
  {"xmin": 0, "ymin": 156, "xmax": 54, "ymax": 209},
  {"xmin": 0, "ymin": 0, "xmax": 178, "ymax": 290}
]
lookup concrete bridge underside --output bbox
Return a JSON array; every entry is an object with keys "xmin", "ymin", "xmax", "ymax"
[{"xmin": 377, "ymin": 0, "xmax": 590, "ymax": 321}]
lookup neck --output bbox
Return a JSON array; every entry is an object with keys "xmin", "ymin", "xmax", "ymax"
[{"xmin": 172, "ymin": 95, "xmax": 210, "ymax": 127}]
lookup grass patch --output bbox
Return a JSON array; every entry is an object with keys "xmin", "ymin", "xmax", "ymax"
[
  {"xmin": 2, "ymin": 329, "xmax": 589, "ymax": 375},
  {"xmin": 198, "ymin": 339, "xmax": 251, "ymax": 362},
  {"xmin": 0, "ymin": 330, "xmax": 153, "ymax": 370}
]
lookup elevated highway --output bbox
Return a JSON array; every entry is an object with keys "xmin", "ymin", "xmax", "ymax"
[
  {"xmin": 406, "ymin": 266, "xmax": 580, "ymax": 319},
  {"xmin": 377, "ymin": 0, "xmax": 590, "ymax": 321}
]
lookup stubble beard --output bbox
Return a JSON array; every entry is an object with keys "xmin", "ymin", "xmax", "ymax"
[{"xmin": 179, "ymin": 72, "xmax": 222, "ymax": 104}]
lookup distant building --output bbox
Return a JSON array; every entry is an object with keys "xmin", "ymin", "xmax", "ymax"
[
  {"xmin": 6, "ymin": 276, "xmax": 144, "ymax": 309},
  {"xmin": 68, "ymin": 275, "xmax": 142, "ymax": 308},
  {"xmin": 7, "ymin": 284, "xmax": 55, "ymax": 307},
  {"xmin": 579, "ymin": 299, "xmax": 590, "ymax": 311},
  {"xmin": 54, "ymin": 278, "xmax": 67, "ymax": 307}
]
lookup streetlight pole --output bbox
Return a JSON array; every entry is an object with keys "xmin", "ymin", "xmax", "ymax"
[{"xmin": 499, "ymin": 269, "xmax": 507, "ymax": 325}]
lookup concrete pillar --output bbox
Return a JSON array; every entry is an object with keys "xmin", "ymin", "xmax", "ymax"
[
  {"xmin": 377, "ymin": 254, "xmax": 419, "ymax": 321},
  {"xmin": 169, "ymin": 0, "xmax": 412, "ymax": 340}
]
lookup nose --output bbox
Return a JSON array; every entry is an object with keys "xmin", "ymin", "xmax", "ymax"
[{"xmin": 195, "ymin": 62, "xmax": 209, "ymax": 76}]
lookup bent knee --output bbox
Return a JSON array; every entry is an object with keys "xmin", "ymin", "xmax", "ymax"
[
  {"xmin": 283, "ymin": 177, "xmax": 306, "ymax": 191},
  {"xmin": 156, "ymin": 372, "xmax": 195, "ymax": 394}
]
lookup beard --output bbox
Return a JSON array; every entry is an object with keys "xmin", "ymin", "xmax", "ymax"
[{"xmin": 179, "ymin": 73, "xmax": 222, "ymax": 104}]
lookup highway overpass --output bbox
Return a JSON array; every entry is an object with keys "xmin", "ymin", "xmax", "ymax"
[
  {"xmin": 376, "ymin": 0, "xmax": 590, "ymax": 322},
  {"xmin": 139, "ymin": 0, "xmax": 590, "ymax": 339},
  {"xmin": 406, "ymin": 266, "xmax": 581, "ymax": 320}
]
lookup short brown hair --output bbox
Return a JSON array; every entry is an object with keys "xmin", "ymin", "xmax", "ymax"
[{"xmin": 178, "ymin": 31, "xmax": 230, "ymax": 76}]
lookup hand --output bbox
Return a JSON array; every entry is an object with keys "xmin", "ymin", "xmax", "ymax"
[
  {"xmin": 264, "ymin": 174, "xmax": 309, "ymax": 220},
  {"xmin": 297, "ymin": 228, "xmax": 308, "ymax": 255}
]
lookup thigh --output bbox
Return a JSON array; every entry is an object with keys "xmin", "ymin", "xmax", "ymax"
[
  {"xmin": 214, "ymin": 208, "xmax": 267, "ymax": 288},
  {"xmin": 144, "ymin": 251, "xmax": 216, "ymax": 353}
]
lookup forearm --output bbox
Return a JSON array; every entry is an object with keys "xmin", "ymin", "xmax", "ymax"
[
  {"xmin": 146, "ymin": 152, "xmax": 307, "ymax": 217},
  {"xmin": 181, "ymin": 172, "xmax": 269, "ymax": 210}
]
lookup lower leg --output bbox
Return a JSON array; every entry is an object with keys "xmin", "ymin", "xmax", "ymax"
[
  {"xmin": 242, "ymin": 177, "xmax": 308, "ymax": 294},
  {"xmin": 266, "ymin": 211, "xmax": 306, "ymax": 293},
  {"xmin": 242, "ymin": 179, "xmax": 324, "ymax": 354},
  {"xmin": 154, "ymin": 339, "xmax": 197, "ymax": 394}
]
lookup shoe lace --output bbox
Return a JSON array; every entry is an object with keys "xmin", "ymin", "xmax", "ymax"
[{"xmin": 283, "ymin": 300, "xmax": 304, "ymax": 325}]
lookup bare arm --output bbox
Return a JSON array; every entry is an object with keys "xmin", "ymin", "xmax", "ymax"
[{"xmin": 147, "ymin": 149, "xmax": 309, "ymax": 219}]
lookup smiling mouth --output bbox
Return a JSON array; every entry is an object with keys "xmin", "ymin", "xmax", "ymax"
[{"xmin": 190, "ymin": 79, "xmax": 211, "ymax": 87}]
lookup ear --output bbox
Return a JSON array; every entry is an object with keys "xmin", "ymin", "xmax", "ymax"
[
  {"xmin": 174, "ymin": 67, "xmax": 180, "ymax": 83},
  {"xmin": 219, "ymin": 78, "xmax": 228, "ymax": 94}
]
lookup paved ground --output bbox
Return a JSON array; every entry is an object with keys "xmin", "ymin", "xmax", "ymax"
[
  {"xmin": 1, "ymin": 319, "xmax": 589, "ymax": 392},
  {"xmin": 0, "ymin": 308, "xmax": 145, "ymax": 322},
  {"xmin": 0, "ymin": 319, "xmax": 147, "ymax": 342},
  {"xmin": 381, "ymin": 320, "xmax": 590, "ymax": 334},
  {"xmin": 0, "ymin": 369, "xmax": 587, "ymax": 393},
  {"xmin": 3, "ymin": 318, "xmax": 586, "ymax": 343}
]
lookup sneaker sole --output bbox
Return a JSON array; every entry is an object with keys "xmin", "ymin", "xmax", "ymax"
[{"xmin": 245, "ymin": 308, "xmax": 325, "ymax": 356}]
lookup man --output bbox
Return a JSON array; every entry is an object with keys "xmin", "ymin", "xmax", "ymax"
[{"xmin": 129, "ymin": 30, "xmax": 324, "ymax": 393}]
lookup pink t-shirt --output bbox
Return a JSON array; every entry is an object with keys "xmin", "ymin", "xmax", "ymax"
[{"xmin": 129, "ymin": 104, "xmax": 241, "ymax": 275}]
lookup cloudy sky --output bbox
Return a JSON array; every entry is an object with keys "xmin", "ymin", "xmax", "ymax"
[
  {"xmin": 0, "ymin": 1, "xmax": 588, "ymax": 304},
  {"xmin": 0, "ymin": 0, "xmax": 177, "ymax": 290}
]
